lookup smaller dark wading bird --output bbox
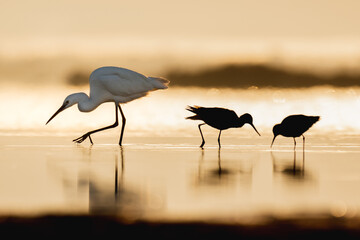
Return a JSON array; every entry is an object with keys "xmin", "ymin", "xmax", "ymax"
[
  {"xmin": 271, "ymin": 114, "xmax": 320, "ymax": 151},
  {"xmin": 186, "ymin": 106, "xmax": 261, "ymax": 148}
]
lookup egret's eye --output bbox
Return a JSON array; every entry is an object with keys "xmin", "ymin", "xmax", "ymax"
[{"xmin": 65, "ymin": 100, "xmax": 69, "ymax": 105}]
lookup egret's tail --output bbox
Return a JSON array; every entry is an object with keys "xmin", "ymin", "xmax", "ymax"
[{"xmin": 148, "ymin": 77, "xmax": 170, "ymax": 89}]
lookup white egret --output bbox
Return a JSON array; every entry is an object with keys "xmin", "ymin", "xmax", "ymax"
[{"xmin": 46, "ymin": 66, "xmax": 169, "ymax": 145}]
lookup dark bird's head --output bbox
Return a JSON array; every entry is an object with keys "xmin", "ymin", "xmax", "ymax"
[
  {"xmin": 239, "ymin": 113, "xmax": 261, "ymax": 136},
  {"xmin": 46, "ymin": 94, "xmax": 80, "ymax": 125},
  {"xmin": 271, "ymin": 124, "xmax": 282, "ymax": 148}
]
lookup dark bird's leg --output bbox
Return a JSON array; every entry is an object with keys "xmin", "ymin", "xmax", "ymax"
[
  {"xmin": 293, "ymin": 138, "xmax": 296, "ymax": 151},
  {"xmin": 302, "ymin": 134, "xmax": 305, "ymax": 153},
  {"xmin": 198, "ymin": 148, "xmax": 205, "ymax": 180},
  {"xmin": 218, "ymin": 130, "xmax": 222, "ymax": 149},
  {"xmin": 293, "ymin": 148, "xmax": 296, "ymax": 173},
  {"xmin": 217, "ymin": 149, "xmax": 222, "ymax": 177},
  {"xmin": 302, "ymin": 134, "xmax": 306, "ymax": 170},
  {"xmin": 198, "ymin": 123, "xmax": 206, "ymax": 148},
  {"xmin": 73, "ymin": 103, "xmax": 119, "ymax": 144},
  {"xmin": 118, "ymin": 104, "xmax": 126, "ymax": 146}
]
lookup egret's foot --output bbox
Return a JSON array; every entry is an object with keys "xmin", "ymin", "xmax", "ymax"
[{"xmin": 73, "ymin": 133, "xmax": 93, "ymax": 144}]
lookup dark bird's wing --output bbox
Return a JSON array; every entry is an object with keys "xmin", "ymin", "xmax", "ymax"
[
  {"xmin": 281, "ymin": 115, "xmax": 320, "ymax": 137},
  {"xmin": 186, "ymin": 106, "xmax": 238, "ymax": 129}
]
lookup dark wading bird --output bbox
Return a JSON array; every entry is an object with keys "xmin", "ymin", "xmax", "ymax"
[
  {"xmin": 186, "ymin": 106, "xmax": 261, "ymax": 148},
  {"xmin": 46, "ymin": 66, "xmax": 169, "ymax": 145},
  {"xmin": 271, "ymin": 114, "xmax": 320, "ymax": 151}
]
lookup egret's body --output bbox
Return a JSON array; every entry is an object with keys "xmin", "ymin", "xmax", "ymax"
[
  {"xmin": 186, "ymin": 106, "xmax": 260, "ymax": 148},
  {"xmin": 271, "ymin": 114, "xmax": 320, "ymax": 151},
  {"xmin": 46, "ymin": 66, "xmax": 169, "ymax": 145}
]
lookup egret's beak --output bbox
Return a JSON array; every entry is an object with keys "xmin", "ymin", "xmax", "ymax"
[
  {"xmin": 249, "ymin": 123, "xmax": 261, "ymax": 136},
  {"xmin": 270, "ymin": 135, "xmax": 277, "ymax": 148},
  {"xmin": 46, "ymin": 103, "xmax": 67, "ymax": 125}
]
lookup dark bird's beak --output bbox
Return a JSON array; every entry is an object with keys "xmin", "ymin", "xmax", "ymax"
[
  {"xmin": 270, "ymin": 135, "xmax": 277, "ymax": 148},
  {"xmin": 46, "ymin": 103, "xmax": 67, "ymax": 125},
  {"xmin": 250, "ymin": 123, "xmax": 261, "ymax": 136}
]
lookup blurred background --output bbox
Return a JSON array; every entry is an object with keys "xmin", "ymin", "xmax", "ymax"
[{"xmin": 1, "ymin": 0, "xmax": 360, "ymax": 136}]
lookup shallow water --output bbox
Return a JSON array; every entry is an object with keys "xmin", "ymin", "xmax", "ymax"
[{"xmin": 0, "ymin": 135, "xmax": 359, "ymax": 223}]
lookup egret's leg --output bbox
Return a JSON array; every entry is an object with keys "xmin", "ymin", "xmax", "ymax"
[
  {"xmin": 73, "ymin": 103, "xmax": 119, "ymax": 144},
  {"xmin": 198, "ymin": 123, "xmax": 206, "ymax": 148},
  {"xmin": 218, "ymin": 130, "xmax": 222, "ymax": 149},
  {"xmin": 118, "ymin": 104, "xmax": 126, "ymax": 146},
  {"xmin": 88, "ymin": 135, "xmax": 93, "ymax": 145}
]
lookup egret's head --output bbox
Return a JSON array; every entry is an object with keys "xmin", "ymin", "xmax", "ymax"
[
  {"xmin": 239, "ymin": 113, "xmax": 261, "ymax": 136},
  {"xmin": 271, "ymin": 124, "xmax": 282, "ymax": 148},
  {"xmin": 46, "ymin": 94, "xmax": 79, "ymax": 125}
]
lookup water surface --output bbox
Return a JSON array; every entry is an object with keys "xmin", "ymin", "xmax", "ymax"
[{"xmin": 0, "ymin": 135, "xmax": 359, "ymax": 223}]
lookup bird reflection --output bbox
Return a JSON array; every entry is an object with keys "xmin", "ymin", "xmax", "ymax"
[
  {"xmin": 84, "ymin": 146, "xmax": 144, "ymax": 216},
  {"xmin": 214, "ymin": 149, "xmax": 226, "ymax": 177},
  {"xmin": 114, "ymin": 146, "xmax": 125, "ymax": 198},
  {"xmin": 196, "ymin": 149, "xmax": 240, "ymax": 186},
  {"xmin": 50, "ymin": 145, "xmax": 167, "ymax": 218},
  {"xmin": 271, "ymin": 150, "xmax": 305, "ymax": 178}
]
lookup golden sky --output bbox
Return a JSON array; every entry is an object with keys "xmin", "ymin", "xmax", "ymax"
[
  {"xmin": 2, "ymin": 0, "xmax": 360, "ymax": 40},
  {"xmin": 1, "ymin": 0, "xmax": 360, "ymax": 72}
]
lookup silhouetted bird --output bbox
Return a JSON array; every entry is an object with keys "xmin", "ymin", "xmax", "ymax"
[
  {"xmin": 186, "ymin": 106, "xmax": 261, "ymax": 148},
  {"xmin": 271, "ymin": 114, "xmax": 320, "ymax": 150}
]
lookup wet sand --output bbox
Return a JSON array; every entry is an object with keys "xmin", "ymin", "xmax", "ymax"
[{"xmin": 0, "ymin": 134, "xmax": 360, "ymax": 237}]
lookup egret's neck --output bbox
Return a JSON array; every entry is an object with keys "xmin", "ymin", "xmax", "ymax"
[{"xmin": 73, "ymin": 92, "xmax": 98, "ymax": 112}]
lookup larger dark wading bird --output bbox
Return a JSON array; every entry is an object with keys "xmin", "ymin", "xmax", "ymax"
[
  {"xmin": 46, "ymin": 66, "xmax": 169, "ymax": 145},
  {"xmin": 186, "ymin": 106, "xmax": 261, "ymax": 148},
  {"xmin": 271, "ymin": 114, "xmax": 320, "ymax": 151}
]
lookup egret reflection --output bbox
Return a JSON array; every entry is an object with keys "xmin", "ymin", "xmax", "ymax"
[
  {"xmin": 88, "ymin": 146, "xmax": 147, "ymax": 216},
  {"xmin": 114, "ymin": 146, "xmax": 125, "ymax": 198}
]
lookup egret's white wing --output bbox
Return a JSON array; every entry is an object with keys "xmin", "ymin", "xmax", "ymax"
[{"xmin": 90, "ymin": 67, "xmax": 155, "ymax": 97}]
